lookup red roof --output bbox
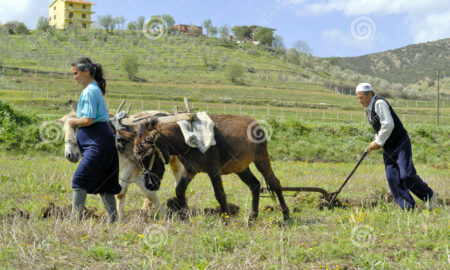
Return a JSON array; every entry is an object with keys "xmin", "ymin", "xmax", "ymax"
[
  {"xmin": 66, "ymin": 0, "xmax": 95, "ymax": 5},
  {"xmin": 49, "ymin": 0, "xmax": 95, "ymax": 7}
]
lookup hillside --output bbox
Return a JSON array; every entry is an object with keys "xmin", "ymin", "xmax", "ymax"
[
  {"xmin": 328, "ymin": 38, "xmax": 450, "ymax": 85},
  {"xmin": 0, "ymin": 28, "xmax": 448, "ymax": 127}
]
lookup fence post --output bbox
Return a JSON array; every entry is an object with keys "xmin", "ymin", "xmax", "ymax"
[
  {"xmin": 207, "ymin": 104, "xmax": 209, "ymax": 113},
  {"xmin": 158, "ymin": 101, "xmax": 161, "ymax": 110},
  {"xmin": 141, "ymin": 100, "xmax": 144, "ymax": 110}
]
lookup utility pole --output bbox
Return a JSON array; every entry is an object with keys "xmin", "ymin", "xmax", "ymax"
[{"xmin": 436, "ymin": 69, "xmax": 440, "ymax": 126}]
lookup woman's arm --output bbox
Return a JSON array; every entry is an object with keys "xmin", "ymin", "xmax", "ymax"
[{"xmin": 69, "ymin": 118, "xmax": 94, "ymax": 128}]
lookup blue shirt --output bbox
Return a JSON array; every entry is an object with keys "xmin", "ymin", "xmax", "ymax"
[{"xmin": 76, "ymin": 82, "xmax": 109, "ymax": 123}]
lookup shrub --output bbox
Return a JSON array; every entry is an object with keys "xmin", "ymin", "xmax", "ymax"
[
  {"xmin": 15, "ymin": 23, "xmax": 29, "ymax": 34},
  {"xmin": 225, "ymin": 62, "xmax": 244, "ymax": 83},
  {"xmin": 121, "ymin": 54, "xmax": 140, "ymax": 80}
]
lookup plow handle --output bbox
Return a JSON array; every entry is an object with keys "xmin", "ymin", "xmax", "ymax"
[{"xmin": 328, "ymin": 151, "xmax": 368, "ymax": 205}]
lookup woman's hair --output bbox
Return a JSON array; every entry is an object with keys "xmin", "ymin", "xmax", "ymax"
[{"xmin": 71, "ymin": 57, "xmax": 106, "ymax": 95}]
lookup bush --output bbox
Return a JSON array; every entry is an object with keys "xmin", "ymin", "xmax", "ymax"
[
  {"xmin": 121, "ymin": 54, "xmax": 140, "ymax": 80},
  {"xmin": 15, "ymin": 23, "xmax": 29, "ymax": 34},
  {"xmin": 36, "ymin": 17, "xmax": 49, "ymax": 32},
  {"xmin": 0, "ymin": 101, "xmax": 62, "ymax": 153},
  {"xmin": 225, "ymin": 62, "xmax": 244, "ymax": 83}
]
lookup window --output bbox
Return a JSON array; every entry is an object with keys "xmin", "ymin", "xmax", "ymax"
[
  {"xmin": 82, "ymin": 5, "xmax": 86, "ymax": 9},
  {"xmin": 69, "ymin": 12, "xmax": 73, "ymax": 18},
  {"xmin": 69, "ymin": 22, "xmax": 73, "ymax": 26},
  {"xmin": 82, "ymin": 14, "xmax": 86, "ymax": 18},
  {"xmin": 82, "ymin": 23, "xmax": 87, "ymax": 28},
  {"xmin": 54, "ymin": 15, "xmax": 56, "ymax": 20},
  {"xmin": 69, "ymin": 3, "xmax": 73, "ymax": 7},
  {"xmin": 54, "ymin": 6, "xmax": 56, "ymax": 10}
]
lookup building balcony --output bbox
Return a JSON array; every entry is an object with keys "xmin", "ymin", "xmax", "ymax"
[
  {"xmin": 67, "ymin": 7, "xmax": 95, "ymax": 13},
  {"xmin": 66, "ymin": 18, "xmax": 94, "ymax": 23}
]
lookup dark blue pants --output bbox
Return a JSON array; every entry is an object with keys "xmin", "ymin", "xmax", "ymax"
[{"xmin": 383, "ymin": 136, "xmax": 434, "ymax": 209}]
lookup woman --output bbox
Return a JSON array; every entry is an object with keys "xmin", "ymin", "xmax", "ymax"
[{"xmin": 68, "ymin": 57, "xmax": 121, "ymax": 223}]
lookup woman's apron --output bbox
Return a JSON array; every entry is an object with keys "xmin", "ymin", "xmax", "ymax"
[{"xmin": 72, "ymin": 122, "xmax": 122, "ymax": 194}]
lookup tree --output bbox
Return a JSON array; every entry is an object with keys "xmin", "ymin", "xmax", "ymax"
[
  {"xmin": 203, "ymin": 19, "xmax": 212, "ymax": 35},
  {"xmin": 226, "ymin": 62, "xmax": 244, "ymax": 83},
  {"xmin": 209, "ymin": 26, "xmax": 218, "ymax": 37},
  {"xmin": 231, "ymin": 26, "xmax": 252, "ymax": 40},
  {"xmin": 161, "ymin": 14, "xmax": 175, "ymax": 33},
  {"xmin": 293, "ymin": 40, "xmax": 312, "ymax": 55},
  {"xmin": 97, "ymin": 15, "xmax": 117, "ymax": 33},
  {"xmin": 127, "ymin": 22, "xmax": 137, "ymax": 31},
  {"xmin": 116, "ymin": 16, "xmax": 126, "ymax": 30},
  {"xmin": 253, "ymin": 27, "xmax": 274, "ymax": 46},
  {"xmin": 121, "ymin": 54, "xmax": 140, "ymax": 80},
  {"xmin": 36, "ymin": 17, "xmax": 49, "ymax": 32},
  {"xmin": 286, "ymin": 48, "xmax": 301, "ymax": 65},
  {"xmin": 136, "ymin": 16, "xmax": 146, "ymax": 31},
  {"xmin": 273, "ymin": 35, "xmax": 284, "ymax": 49},
  {"xmin": 15, "ymin": 22, "xmax": 29, "ymax": 34},
  {"xmin": 219, "ymin": 25, "xmax": 229, "ymax": 40}
]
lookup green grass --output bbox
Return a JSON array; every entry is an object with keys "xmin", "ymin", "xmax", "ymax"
[{"xmin": 0, "ymin": 154, "xmax": 448, "ymax": 269}]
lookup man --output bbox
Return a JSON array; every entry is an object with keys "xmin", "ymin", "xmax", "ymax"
[{"xmin": 356, "ymin": 82, "xmax": 437, "ymax": 210}]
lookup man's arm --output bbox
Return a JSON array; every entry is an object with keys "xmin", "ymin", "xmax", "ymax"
[{"xmin": 368, "ymin": 100, "xmax": 394, "ymax": 153}]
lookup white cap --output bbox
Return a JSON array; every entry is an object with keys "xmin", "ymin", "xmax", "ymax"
[{"xmin": 356, "ymin": 83, "xmax": 373, "ymax": 93}]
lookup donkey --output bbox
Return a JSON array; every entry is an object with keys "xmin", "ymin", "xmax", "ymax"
[
  {"xmin": 119, "ymin": 114, "xmax": 290, "ymax": 222},
  {"xmin": 58, "ymin": 101, "xmax": 183, "ymax": 220}
]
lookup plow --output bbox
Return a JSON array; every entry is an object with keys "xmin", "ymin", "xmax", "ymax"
[{"xmin": 261, "ymin": 151, "xmax": 368, "ymax": 209}]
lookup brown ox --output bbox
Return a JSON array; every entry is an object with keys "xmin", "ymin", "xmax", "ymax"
[{"xmin": 119, "ymin": 115, "xmax": 290, "ymax": 222}]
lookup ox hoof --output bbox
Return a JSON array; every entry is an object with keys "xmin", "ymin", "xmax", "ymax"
[{"xmin": 167, "ymin": 198, "xmax": 188, "ymax": 219}]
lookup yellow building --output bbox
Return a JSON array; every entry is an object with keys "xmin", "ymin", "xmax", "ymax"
[{"xmin": 49, "ymin": 0, "xmax": 95, "ymax": 29}]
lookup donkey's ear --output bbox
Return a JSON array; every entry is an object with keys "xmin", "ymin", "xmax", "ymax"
[
  {"xmin": 117, "ymin": 130, "xmax": 137, "ymax": 141},
  {"xmin": 67, "ymin": 100, "xmax": 77, "ymax": 112}
]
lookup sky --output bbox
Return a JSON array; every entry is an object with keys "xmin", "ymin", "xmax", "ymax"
[{"xmin": 1, "ymin": 0, "xmax": 450, "ymax": 57}]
